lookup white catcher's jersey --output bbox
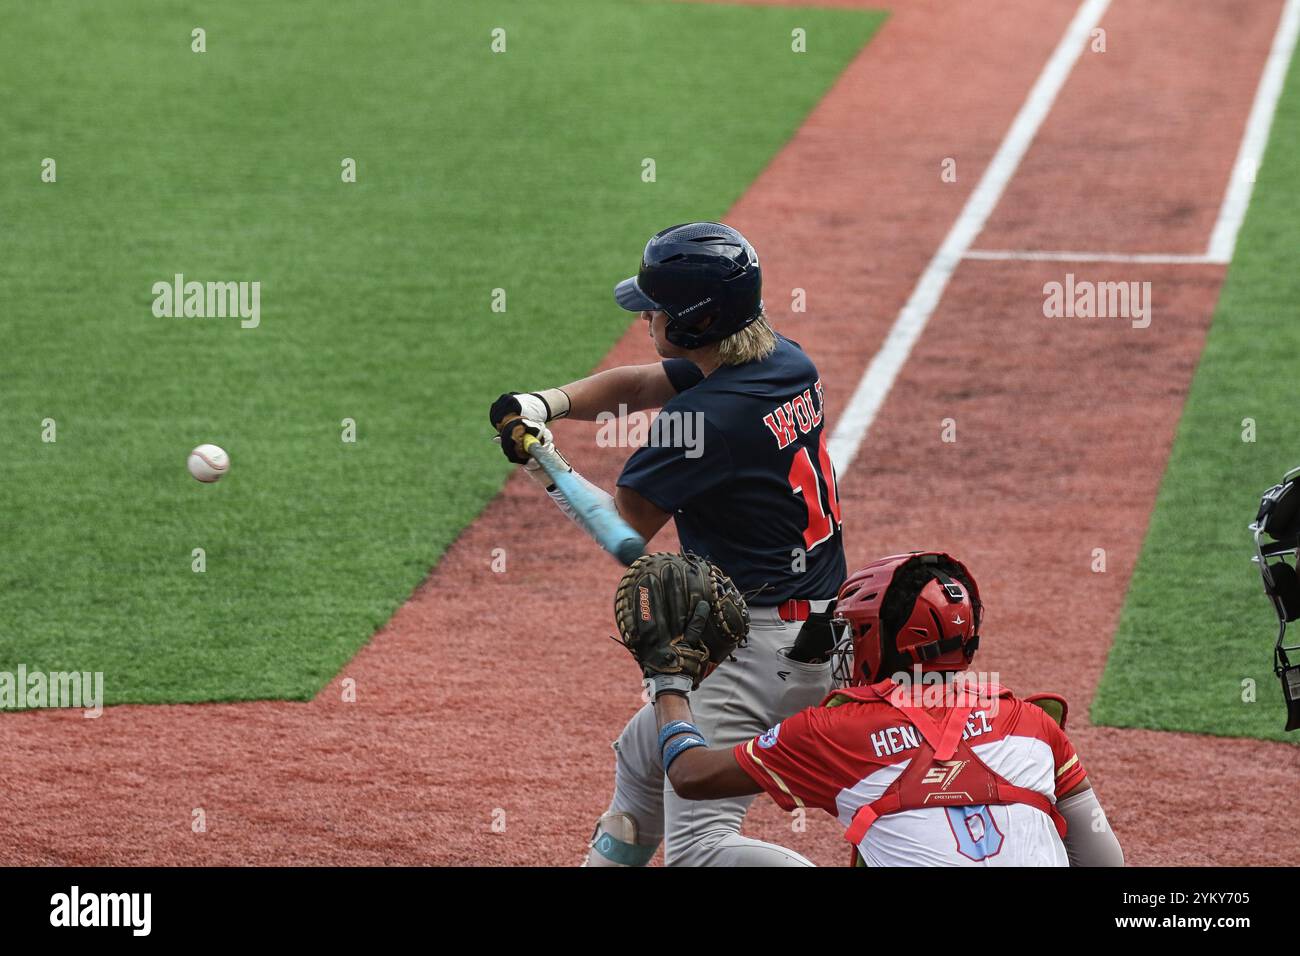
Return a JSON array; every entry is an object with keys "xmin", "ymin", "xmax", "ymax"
[{"xmin": 734, "ymin": 685, "xmax": 1086, "ymax": 866}]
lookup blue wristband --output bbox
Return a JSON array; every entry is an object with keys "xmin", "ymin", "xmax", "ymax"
[
  {"xmin": 658, "ymin": 720, "xmax": 701, "ymax": 752},
  {"xmin": 663, "ymin": 734, "xmax": 707, "ymax": 773}
]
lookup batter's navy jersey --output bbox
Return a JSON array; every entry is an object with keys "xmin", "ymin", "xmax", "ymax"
[{"xmin": 617, "ymin": 334, "xmax": 847, "ymax": 605}]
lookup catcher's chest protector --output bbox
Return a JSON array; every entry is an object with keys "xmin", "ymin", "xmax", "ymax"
[{"xmin": 840, "ymin": 687, "xmax": 1068, "ymax": 856}]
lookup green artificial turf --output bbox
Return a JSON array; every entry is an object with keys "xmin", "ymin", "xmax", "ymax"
[
  {"xmin": 0, "ymin": 1, "xmax": 884, "ymax": 703},
  {"xmin": 1091, "ymin": 42, "xmax": 1300, "ymax": 744}
]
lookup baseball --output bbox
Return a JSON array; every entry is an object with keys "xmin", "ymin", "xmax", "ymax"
[{"xmin": 187, "ymin": 443, "xmax": 230, "ymax": 483}]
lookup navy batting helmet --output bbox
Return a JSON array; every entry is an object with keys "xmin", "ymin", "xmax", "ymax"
[{"xmin": 614, "ymin": 222, "xmax": 763, "ymax": 349}]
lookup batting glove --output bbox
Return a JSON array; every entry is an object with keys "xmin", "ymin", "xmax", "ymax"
[
  {"xmin": 488, "ymin": 389, "xmax": 571, "ymax": 430},
  {"xmin": 494, "ymin": 417, "xmax": 553, "ymax": 465}
]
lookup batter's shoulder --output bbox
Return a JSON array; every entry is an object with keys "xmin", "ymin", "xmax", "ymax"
[{"xmin": 773, "ymin": 333, "xmax": 817, "ymax": 372}]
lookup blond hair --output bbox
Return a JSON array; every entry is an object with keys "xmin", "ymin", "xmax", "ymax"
[{"xmin": 716, "ymin": 313, "xmax": 777, "ymax": 366}]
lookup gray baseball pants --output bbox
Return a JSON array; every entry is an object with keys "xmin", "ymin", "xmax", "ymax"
[{"xmin": 590, "ymin": 606, "xmax": 834, "ymax": 866}]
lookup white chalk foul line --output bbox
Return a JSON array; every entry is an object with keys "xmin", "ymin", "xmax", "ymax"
[
  {"xmin": 1208, "ymin": 0, "xmax": 1300, "ymax": 263},
  {"xmin": 963, "ymin": 250, "xmax": 1222, "ymax": 264},
  {"xmin": 827, "ymin": 0, "xmax": 1113, "ymax": 476},
  {"xmin": 966, "ymin": 0, "xmax": 1300, "ymax": 270}
]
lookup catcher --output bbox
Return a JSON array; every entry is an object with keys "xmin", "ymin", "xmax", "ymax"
[{"xmin": 616, "ymin": 551, "xmax": 1124, "ymax": 866}]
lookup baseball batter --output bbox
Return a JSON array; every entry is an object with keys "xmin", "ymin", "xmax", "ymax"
[
  {"xmin": 613, "ymin": 550, "xmax": 1124, "ymax": 867},
  {"xmin": 490, "ymin": 222, "xmax": 847, "ymax": 866}
]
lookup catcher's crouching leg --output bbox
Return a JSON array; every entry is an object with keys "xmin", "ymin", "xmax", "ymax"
[{"xmin": 583, "ymin": 705, "xmax": 664, "ymax": 867}]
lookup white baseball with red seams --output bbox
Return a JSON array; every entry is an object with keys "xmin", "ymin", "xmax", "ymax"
[{"xmin": 187, "ymin": 443, "xmax": 229, "ymax": 483}]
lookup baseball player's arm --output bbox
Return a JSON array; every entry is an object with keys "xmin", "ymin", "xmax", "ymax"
[
  {"xmin": 491, "ymin": 420, "xmax": 668, "ymax": 546},
  {"xmin": 654, "ymin": 692, "xmax": 762, "ymax": 801},
  {"xmin": 520, "ymin": 452, "xmax": 668, "ymax": 547},
  {"xmin": 489, "ymin": 364, "xmax": 679, "ymax": 432},
  {"xmin": 559, "ymin": 364, "xmax": 680, "ymax": 420},
  {"xmin": 614, "ymin": 485, "xmax": 672, "ymax": 542},
  {"xmin": 1057, "ymin": 778, "xmax": 1124, "ymax": 866},
  {"xmin": 1028, "ymin": 704, "xmax": 1123, "ymax": 865}
]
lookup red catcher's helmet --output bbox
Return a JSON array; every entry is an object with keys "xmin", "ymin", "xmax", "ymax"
[{"xmin": 831, "ymin": 552, "xmax": 982, "ymax": 686}]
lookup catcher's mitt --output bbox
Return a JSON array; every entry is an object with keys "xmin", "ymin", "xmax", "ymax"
[{"xmin": 613, "ymin": 552, "xmax": 749, "ymax": 691}]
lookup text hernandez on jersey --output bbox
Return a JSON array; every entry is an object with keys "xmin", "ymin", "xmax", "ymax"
[{"xmin": 734, "ymin": 685, "xmax": 1087, "ymax": 866}]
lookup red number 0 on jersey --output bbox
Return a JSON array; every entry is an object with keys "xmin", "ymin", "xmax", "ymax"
[{"xmin": 787, "ymin": 433, "xmax": 843, "ymax": 550}]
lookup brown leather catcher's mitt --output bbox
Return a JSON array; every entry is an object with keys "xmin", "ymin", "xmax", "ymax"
[{"xmin": 613, "ymin": 552, "xmax": 749, "ymax": 690}]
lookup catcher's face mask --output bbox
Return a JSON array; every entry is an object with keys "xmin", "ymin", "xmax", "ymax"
[{"xmin": 1250, "ymin": 465, "xmax": 1300, "ymax": 732}]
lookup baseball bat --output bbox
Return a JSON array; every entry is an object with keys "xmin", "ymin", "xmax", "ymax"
[{"xmin": 503, "ymin": 418, "xmax": 646, "ymax": 566}]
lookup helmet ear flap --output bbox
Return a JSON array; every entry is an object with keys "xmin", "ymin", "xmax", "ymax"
[
  {"xmin": 835, "ymin": 551, "xmax": 981, "ymax": 687},
  {"xmin": 663, "ymin": 310, "xmax": 719, "ymax": 350},
  {"xmin": 858, "ymin": 621, "xmax": 879, "ymax": 683},
  {"xmin": 1268, "ymin": 560, "xmax": 1300, "ymax": 622}
]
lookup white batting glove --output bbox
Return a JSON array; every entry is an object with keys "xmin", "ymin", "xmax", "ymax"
[
  {"xmin": 514, "ymin": 393, "xmax": 551, "ymax": 423},
  {"xmin": 489, "ymin": 389, "xmax": 572, "ymax": 428}
]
